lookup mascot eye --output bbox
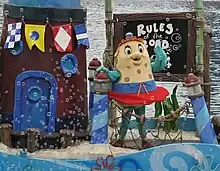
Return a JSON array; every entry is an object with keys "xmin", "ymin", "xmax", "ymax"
[
  {"xmin": 124, "ymin": 46, "xmax": 132, "ymax": 55},
  {"xmin": 138, "ymin": 44, "xmax": 144, "ymax": 53}
]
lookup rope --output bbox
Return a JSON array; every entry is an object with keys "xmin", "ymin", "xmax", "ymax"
[
  {"xmin": 137, "ymin": 82, "xmax": 149, "ymax": 95},
  {"xmin": 109, "ymin": 100, "xmax": 191, "ymax": 150}
]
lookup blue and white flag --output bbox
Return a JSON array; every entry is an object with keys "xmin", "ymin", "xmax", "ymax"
[
  {"xmin": 4, "ymin": 22, "xmax": 22, "ymax": 49},
  {"xmin": 74, "ymin": 24, "xmax": 90, "ymax": 48}
]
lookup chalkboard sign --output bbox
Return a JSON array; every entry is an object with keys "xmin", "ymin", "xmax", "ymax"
[
  {"xmin": 113, "ymin": 12, "xmax": 196, "ymax": 81},
  {"xmin": 123, "ymin": 19, "xmax": 188, "ymax": 74}
]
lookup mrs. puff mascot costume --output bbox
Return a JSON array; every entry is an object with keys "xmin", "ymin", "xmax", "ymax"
[{"xmin": 97, "ymin": 32, "xmax": 169, "ymax": 148}]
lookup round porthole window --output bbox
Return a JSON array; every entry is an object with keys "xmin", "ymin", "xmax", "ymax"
[
  {"xmin": 28, "ymin": 86, "xmax": 42, "ymax": 102},
  {"xmin": 9, "ymin": 40, "xmax": 24, "ymax": 56},
  {"xmin": 60, "ymin": 54, "xmax": 78, "ymax": 78}
]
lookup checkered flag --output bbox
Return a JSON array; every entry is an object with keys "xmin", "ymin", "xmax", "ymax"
[{"xmin": 4, "ymin": 22, "xmax": 22, "ymax": 49}]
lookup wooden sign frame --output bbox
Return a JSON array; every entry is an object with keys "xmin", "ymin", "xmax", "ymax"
[{"xmin": 113, "ymin": 12, "xmax": 197, "ymax": 82}]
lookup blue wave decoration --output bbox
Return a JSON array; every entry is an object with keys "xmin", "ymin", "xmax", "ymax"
[
  {"xmin": 0, "ymin": 143, "xmax": 220, "ymax": 171},
  {"xmin": 191, "ymin": 96, "xmax": 218, "ymax": 144},
  {"xmin": 90, "ymin": 94, "xmax": 108, "ymax": 144}
]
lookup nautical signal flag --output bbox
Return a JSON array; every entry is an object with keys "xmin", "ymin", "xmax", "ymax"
[
  {"xmin": 74, "ymin": 24, "xmax": 89, "ymax": 48},
  {"xmin": 25, "ymin": 24, "xmax": 46, "ymax": 52},
  {"xmin": 52, "ymin": 24, "xmax": 72, "ymax": 52},
  {"xmin": 4, "ymin": 22, "xmax": 22, "ymax": 49}
]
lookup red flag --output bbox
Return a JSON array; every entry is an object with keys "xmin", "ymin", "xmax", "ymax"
[{"xmin": 52, "ymin": 24, "xmax": 72, "ymax": 52}]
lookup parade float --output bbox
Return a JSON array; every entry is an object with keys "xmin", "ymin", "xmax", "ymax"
[{"xmin": 0, "ymin": 0, "xmax": 219, "ymax": 170}]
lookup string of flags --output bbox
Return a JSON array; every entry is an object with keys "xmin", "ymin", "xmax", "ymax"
[{"xmin": 4, "ymin": 22, "xmax": 90, "ymax": 54}]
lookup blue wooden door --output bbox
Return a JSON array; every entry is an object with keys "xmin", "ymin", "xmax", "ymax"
[{"xmin": 13, "ymin": 71, "xmax": 58, "ymax": 133}]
